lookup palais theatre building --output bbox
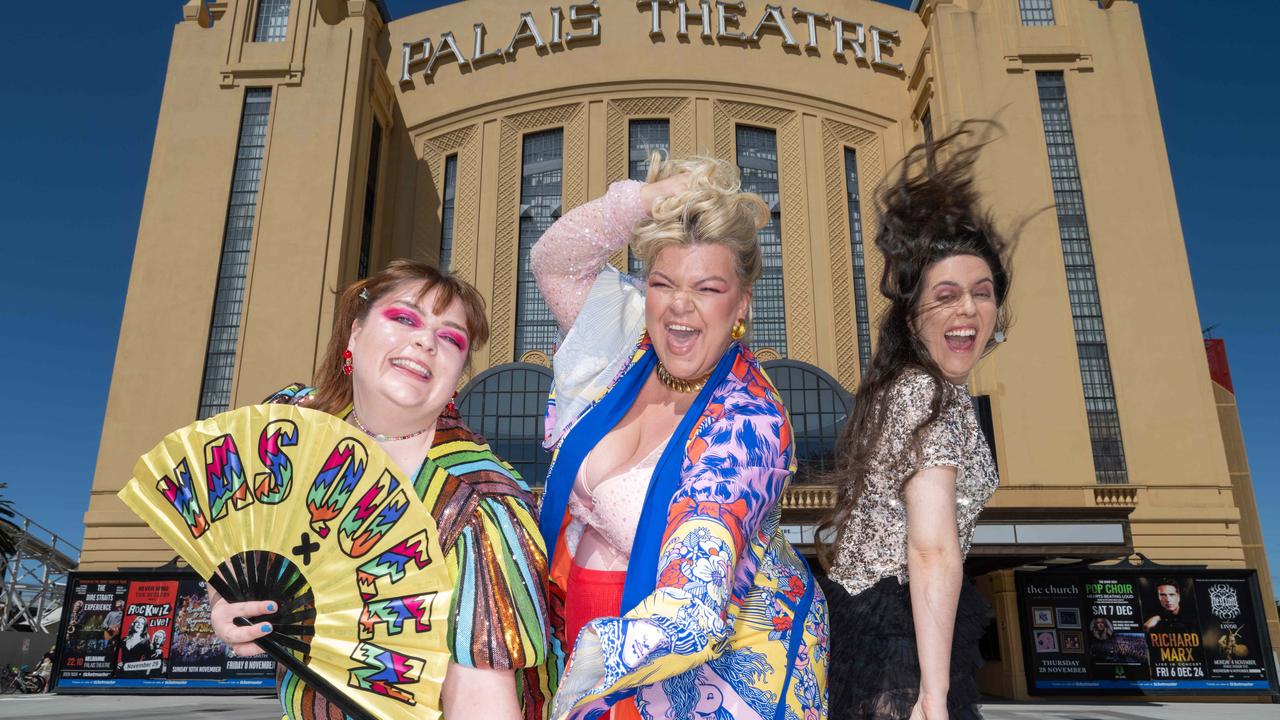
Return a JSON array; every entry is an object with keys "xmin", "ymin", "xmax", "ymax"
[{"xmin": 83, "ymin": 0, "xmax": 1277, "ymax": 700}]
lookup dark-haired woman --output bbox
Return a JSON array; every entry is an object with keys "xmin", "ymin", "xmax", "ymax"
[
  {"xmin": 817, "ymin": 125, "xmax": 1010, "ymax": 720},
  {"xmin": 207, "ymin": 260, "xmax": 552, "ymax": 720}
]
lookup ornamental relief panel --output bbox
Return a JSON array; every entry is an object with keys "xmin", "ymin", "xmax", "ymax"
[
  {"xmin": 490, "ymin": 103, "xmax": 588, "ymax": 364},
  {"xmin": 604, "ymin": 97, "xmax": 695, "ymax": 270},
  {"xmin": 421, "ymin": 125, "xmax": 481, "ymax": 284},
  {"xmin": 711, "ymin": 100, "xmax": 813, "ymax": 364},
  {"xmin": 821, "ymin": 118, "xmax": 886, "ymax": 388}
]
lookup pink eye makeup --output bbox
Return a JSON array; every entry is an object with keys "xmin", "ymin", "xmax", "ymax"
[
  {"xmin": 438, "ymin": 329, "xmax": 469, "ymax": 352},
  {"xmin": 382, "ymin": 307, "xmax": 422, "ymax": 327}
]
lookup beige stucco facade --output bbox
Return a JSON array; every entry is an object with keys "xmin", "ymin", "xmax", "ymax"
[{"xmin": 82, "ymin": 0, "xmax": 1275, "ymax": 700}]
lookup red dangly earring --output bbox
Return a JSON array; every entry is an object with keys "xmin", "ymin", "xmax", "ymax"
[
  {"xmin": 446, "ymin": 391, "xmax": 457, "ymax": 413},
  {"xmin": 342, "ymin": 349, "xmax": 353, "ymax": 376}
]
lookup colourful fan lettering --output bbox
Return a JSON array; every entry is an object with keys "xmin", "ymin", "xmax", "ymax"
[
  {"xmin": 308, "ymin": 438, "xmax": 369, "ymax": 538},
  {"xmin": 358, "ymin": 591, "xmax": 438, "ymax": 638},
  {"xmin": 121, "ymin": 404, "xmax": 452, "ymax": 720},
  {"xmin": 339, "ymin": 470, "xmax": 411, "ymax": 559},
  {"xmin": 356, "ymin": 530, "xmax": 435, "ymax": 600},
  {"xmin": 157, "ymin": 458, "xmax": 209, "ymax": 539},
  {"xmin": 205, "ymin": 434, "xmax": 251, "ymax": 519},
  {"xmin": 256, "ymin": 419, "xmax": 299, "ymax": 504},
  {"xmin": 347, "ymin": 642, "xmax": 425, "ymax": 705}
]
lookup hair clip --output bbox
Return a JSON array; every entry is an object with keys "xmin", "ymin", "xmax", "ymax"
[{"xmin": 359, "ymin": 288, "xmax": 370, "ymax": 302}]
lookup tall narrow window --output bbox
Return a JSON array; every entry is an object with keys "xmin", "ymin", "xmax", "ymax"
[
  {"xmin": 357, "ymin": 121, "xmax": 383, "ymax": 280},
  {"xmin": 843, "ymin": 148, "xmax": 871, "ymax": 376},
  {"xmin": 514, "ymin": 129, "xmax": 564, "ymax": 359},
  {"xmin": 253, "ymin": 0, "xmax": 290, "ymax": 42},
  {"xmin": 197, "ymin": 88, "xmax": 271, "ymax": 419},
  {"xmin": 1036, "ymin": 71, "xmax": 1128, "ymax": 484},
  {"xmin": 921, "ymin": 107, "xmax": 937, "ymax": 172},
  {"xmin": 1019, "ymin": 0, "xmax": 1056, "ymax": 26},
  {"xmin": 628, "ymin": 119, "xmax": 669, "ymax": 275},
  {"xmin": 439, "ymin": 154, "xmax": 458, "ymax": 273},
  {"xmin": 735, "ymin": 125, "xmax": 787, "ymax": 355}
]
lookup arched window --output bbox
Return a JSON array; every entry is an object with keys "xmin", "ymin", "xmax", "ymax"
[
  {"xmin": 456, "ymin": 363, "xmax": 553, "ymax": 489},
  {"xmin": 763, "ymin": 360, "xmax": 853, "ymax": 483}
]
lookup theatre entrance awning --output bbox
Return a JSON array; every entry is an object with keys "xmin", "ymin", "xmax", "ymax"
[
  {"xmin": 965, "ymin": 506, "xmax": 1134, "ymax": 575},
  {"xmin": 778, "ymin": 487, "xmax": 1134, "ymax": 574}
]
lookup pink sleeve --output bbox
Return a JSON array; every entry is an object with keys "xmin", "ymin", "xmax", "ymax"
[{"xmin": 531, "ymin": 179, "xmax": 649, "ymax": 331}]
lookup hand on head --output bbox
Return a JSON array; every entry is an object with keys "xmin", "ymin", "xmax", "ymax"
[{"xmin": 639, "ymin": 173, "xmax": 691, "ymax": 216}]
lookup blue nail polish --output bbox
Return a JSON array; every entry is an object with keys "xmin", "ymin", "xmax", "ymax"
[
  {"xmin": 260, "ymin": 623, "xmax": 272, "ymax": 633},
  {"xmin": 266, "ymin": 602, "xmax": 277, "ymax": 613}
]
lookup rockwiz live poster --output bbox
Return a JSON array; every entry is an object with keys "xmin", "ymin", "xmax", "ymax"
[
  {"xmin": 1016, "ymin": 568, "xmax": 1277, "ymax": 694},
  {"xmin": 54, "ymin": 572, "xmax": 273, "ymax": 692},
  {"xmin": 116, "ymin": 579, "xmax": 177, "ymax": 677}
]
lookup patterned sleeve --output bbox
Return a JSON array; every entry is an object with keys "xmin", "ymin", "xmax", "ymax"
[
  {"xmin": 551, "ymin": 400, "xmax": 791, "ymax": 719},
  {"xmin": 262, "ymin": 383, "xmax": 315, "ymax": 405},
  {"xmin": 882, "ymin": 370, "xmax": 963, "ymax": 487},
  {"xmin": 531, "ymin": 180, "xmax": 649, "ymax": 332},
  {"xmin": 446, "ymin": 492, "xmax": 550, "ymax": 671}
]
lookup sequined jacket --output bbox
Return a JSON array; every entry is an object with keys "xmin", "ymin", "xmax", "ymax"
[
  {"xmin": 264, "ymin": 385, "xmax": 554, "ymax": 720},
  {"xmin": 824, "ymin": 369, "xmax": 1000, "ymax": 597}
]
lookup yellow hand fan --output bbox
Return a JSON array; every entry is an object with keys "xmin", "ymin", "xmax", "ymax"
[{"xmin": 119, "ymin": 404, "xmax": 453, "ymax": 720}]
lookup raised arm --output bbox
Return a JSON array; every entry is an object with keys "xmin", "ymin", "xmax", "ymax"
[
  {"xmin": 532, "ymin": 175, "xmax": 691, "ymax": 332},
  {"xmin": 531, "ymin": 180, "xmax": 648, "ymax": 332}
]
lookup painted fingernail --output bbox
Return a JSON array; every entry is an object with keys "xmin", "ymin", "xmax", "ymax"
[
  {"xmin": 260, "ymin": 623, "xmax": 272, "ymax": 633},
  {"xmin": 266, "ymin": 602, "xmax": 277, "ymax": 613}
]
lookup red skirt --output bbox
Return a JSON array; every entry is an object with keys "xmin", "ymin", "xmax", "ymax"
[{"xmin": 564, "ymin": 563, "xmax": 640, "ymax": 720}]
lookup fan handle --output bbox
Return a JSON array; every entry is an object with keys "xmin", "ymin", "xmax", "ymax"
[{"xmin": 232, "ymin": 616, "xmax": 377, "ymax": 720}]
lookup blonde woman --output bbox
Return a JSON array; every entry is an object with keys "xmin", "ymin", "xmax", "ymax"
[{"xmin": 532, "ymin": 156, "xmax": 828, "ymax": 720}]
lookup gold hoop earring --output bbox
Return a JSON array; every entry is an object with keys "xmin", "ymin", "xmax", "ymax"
[{"xmin": 731, "ymin": 319, "xmax": 747, "ymax": 341}]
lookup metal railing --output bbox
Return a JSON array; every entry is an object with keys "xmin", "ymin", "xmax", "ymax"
[{"xmin": 1, "ymin": 511, "xmax": 80, "ymax": 632}]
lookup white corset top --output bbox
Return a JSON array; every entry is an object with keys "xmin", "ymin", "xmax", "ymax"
[{"xmin": 565, "ymin": 434, "xmax": 672, "ymax": 559}]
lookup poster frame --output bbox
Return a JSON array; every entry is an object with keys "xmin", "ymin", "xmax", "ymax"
[
  {"xmin": 1015, "ymin": 565, "xmax": 1279, "ymax": 697},
  {"xmin": 51, "ymin": 570, "xmax": 275, "ymax": 695}
]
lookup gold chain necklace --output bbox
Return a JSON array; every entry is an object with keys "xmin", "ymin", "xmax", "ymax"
[{"xmin": 656, "ymin": 361, "xmax": 712, "ymax": 393}]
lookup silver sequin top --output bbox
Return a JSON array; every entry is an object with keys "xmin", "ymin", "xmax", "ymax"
[{"xmin": 827, "ymin": 368, "xmax": 999, "ymax": 596}]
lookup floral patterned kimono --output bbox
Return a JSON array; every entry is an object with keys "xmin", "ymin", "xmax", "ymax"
[{"xmin": 532, "ymin": 181, "xmax": 829, "ymax": 720}]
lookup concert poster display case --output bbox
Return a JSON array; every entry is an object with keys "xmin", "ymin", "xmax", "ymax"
[
  {"xmin": 1016, "ymin": 562, "xmax": 1279, "ymax": 697},
  {"xmin": 51, "ymin": 570, "xmax": 274, "ymax": 693}
]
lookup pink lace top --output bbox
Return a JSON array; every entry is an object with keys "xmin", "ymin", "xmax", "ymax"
[{"xmin": 565, "ymin": 434, "xmax": 672, "ymax": 564}]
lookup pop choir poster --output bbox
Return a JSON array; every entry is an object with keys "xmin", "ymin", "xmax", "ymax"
[
  {"xmin": 54, "ymin": 572, "xmax": 274, "ymax": 691},
  {"xmin": 1017, "ymin": 568, "xmax": 1276, "ymax": 694}
]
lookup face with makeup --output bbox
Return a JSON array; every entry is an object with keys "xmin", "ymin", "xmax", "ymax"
[
  {"xmin": 646, "ymin": 243, "xmax": 751, "ymax": 382},
  {"xmin": 347, "ymin": 282, "xmax": 472, "ymax": 422},
  {"xmin": 912, "ymin": 254, "xmax": 998, "ymax": 385}
]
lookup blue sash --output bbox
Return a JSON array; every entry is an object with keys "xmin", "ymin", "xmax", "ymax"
[{"xmin": 539, "ymin": 342, "xmax": 743, "ymax": 613}]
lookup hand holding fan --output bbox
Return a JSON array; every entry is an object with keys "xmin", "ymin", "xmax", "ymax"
[{"xmin": 119, "ymin": 404, "xmax": 453, "ymax": 720}]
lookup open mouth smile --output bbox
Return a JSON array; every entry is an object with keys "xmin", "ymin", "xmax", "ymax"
[
  {"xmin": 664, "ymin": 323, "xmax": 701, "ymax": 355},
  {"xmin": 390, "ymin": 357, "xmax": 433, "ymax": 380},
  {"xmin": 943, "ymin": 326, "xmax": 977, "ymax": 353}
]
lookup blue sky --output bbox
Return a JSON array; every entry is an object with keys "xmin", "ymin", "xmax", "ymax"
[{"xmin": 1, "ymin": 1, "xmax": 1276, "ymax": 587}]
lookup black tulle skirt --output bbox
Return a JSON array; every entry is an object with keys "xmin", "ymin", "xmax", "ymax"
[{"xmin": 816, "ymin": 575, "xmax": 993, "ymax": 720}]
